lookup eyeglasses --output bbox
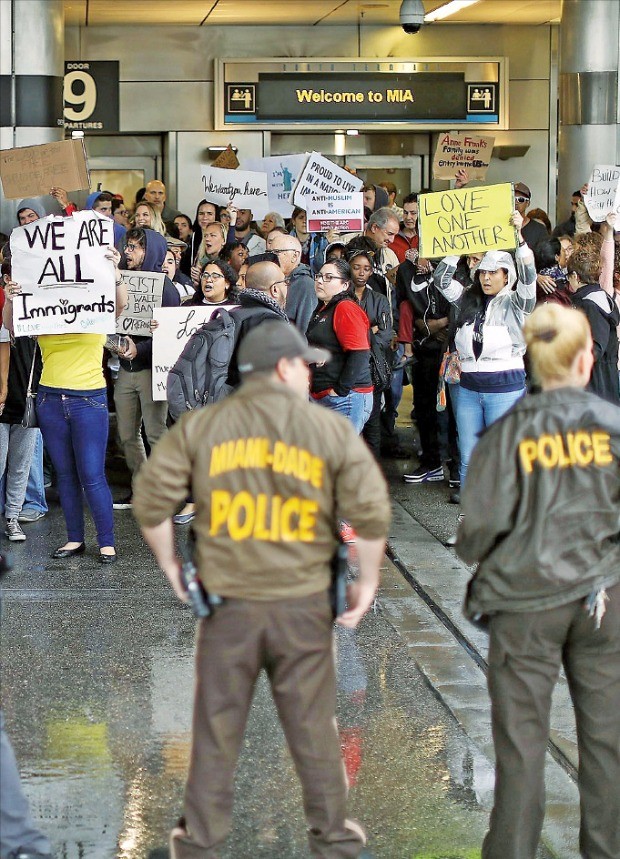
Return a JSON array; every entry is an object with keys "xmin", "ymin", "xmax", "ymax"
[
  {"xmin": 269, "ymin": 279, "xmax": 290, "ymax": 289},
  {"xmin": 314, "ymin": 274, "xmax": 345, "ymax": 283},
  {"xmin": 201, "ymin": 272, "xmax": 225, "ymax": 281},
  {"xmin": 515, "ymin": 196, "xmax": 530, "ymax": 204},
  {"xmin": 126, "ymin": 242, "xmax": 142, "ymax": 252},
  {"xmin": 271, "ymin": 248, "xmax": 298, "ymax": 255}
]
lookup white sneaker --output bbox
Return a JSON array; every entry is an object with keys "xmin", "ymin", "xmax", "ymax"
[
  {"xmin": 445, "ymin": 513, "xmax": 464, "ymax": 547},
  {"xmin": 5, "ymin": 518, "xmax": 26, "ymax": 541}
]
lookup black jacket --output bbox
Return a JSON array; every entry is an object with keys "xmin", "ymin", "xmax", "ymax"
[
  {"xmin": 572, "ymin": 284, "xmax": 620, "ymax": 404},
  {"xmin": 306, "ymin": 291, "xmax": 371, "ymax": 396},
  {"xmin": 458, "ymin": 387, "xmax": 620, "ymax": 618},
  {"xmin": 226, "ymin": 289, "xmax": 289, "ymax": 388},
  {"xmin": 1, "ymin": 337, "xmax": 41, "ymax": 425},
  {"xmin": 396, "ymin": 260, "xmax": 451, "ymax": 353}
]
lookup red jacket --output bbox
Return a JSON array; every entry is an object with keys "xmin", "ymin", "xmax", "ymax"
[{"xmin": 389, "ymin": 231, "xmax": 418, "ymax": 264}]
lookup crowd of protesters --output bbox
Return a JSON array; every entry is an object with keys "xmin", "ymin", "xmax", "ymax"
[
  {"xmin": 0, "ymin": 172, "xmax": 619, "ymax": 552},
  {"xmin": 0, "ymin": 166, "xmax": 619, "ymax": 859}
]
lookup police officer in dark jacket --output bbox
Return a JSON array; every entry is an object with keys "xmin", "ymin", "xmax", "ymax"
[{"xmin": 457, "ymin": 304, "xmax": 620, "ymax": 859}]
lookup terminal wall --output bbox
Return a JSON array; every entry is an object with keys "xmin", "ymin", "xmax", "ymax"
[{"xmin": 64, "ymin": 22, "xmax": 556, "ymax": 217}]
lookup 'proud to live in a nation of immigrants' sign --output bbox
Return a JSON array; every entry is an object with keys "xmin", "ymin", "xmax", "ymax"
[
  {"xmin": 419, "ymin": 182, "xmax": 516, "ymax": 258},
  {"xmin": 10, "ymin": 210, "xmax": 116, "ymax": 336}
]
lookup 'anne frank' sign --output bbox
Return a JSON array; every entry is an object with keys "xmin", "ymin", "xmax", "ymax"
[{"xmin": 10, "ymin": 210, "xmax": 116, "ymax": 337}]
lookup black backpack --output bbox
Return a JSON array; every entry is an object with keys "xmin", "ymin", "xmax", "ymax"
[{"xmin": 167, "ymin": 307, "xmax": 237, "ymax": 420}]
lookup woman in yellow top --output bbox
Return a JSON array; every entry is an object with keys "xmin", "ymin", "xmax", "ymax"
[{"xmin": 4, "ymin": 248, "xmax": 127, "ymax": 562}]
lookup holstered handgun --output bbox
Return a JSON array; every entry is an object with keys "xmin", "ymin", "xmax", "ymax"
[{"xmin": 179, "ymin": 530, "xmax": 223, "ymax": 619}]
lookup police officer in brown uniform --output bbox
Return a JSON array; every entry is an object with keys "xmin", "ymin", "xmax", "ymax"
[{"xmin": 133, "ymin": 320, "xmax": 391, "ymax": 859}]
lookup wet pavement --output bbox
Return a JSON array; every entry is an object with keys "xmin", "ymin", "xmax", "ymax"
[
  {"xmin": 1, "ymin": 508, "xmax": 494, "ymax": 859},
  {"xmin": 0, "ymin": 400, "xmax": 573, "ymax": 859}
]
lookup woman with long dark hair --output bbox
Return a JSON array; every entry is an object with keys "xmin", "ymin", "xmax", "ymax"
[
  {"xmin": 306, "ymin": 258, "xmax": 373, "ymax": 433},
  {"xmin": 433, "ymin": 211, "xmax": 536, "ymax": 503}
]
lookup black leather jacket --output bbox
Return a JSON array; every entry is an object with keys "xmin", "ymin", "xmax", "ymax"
[{"xmin": 458, "ymin": 387, "xmax": 620, "ymax": 618}]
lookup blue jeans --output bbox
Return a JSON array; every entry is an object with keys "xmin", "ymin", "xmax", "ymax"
[
  {"xmin": 457, "ymin": 386, "xmax": 525, "ymax": 489},
  {"xmin": 317, "ymin": 391, "xmax": 373, "ymax": 434},
  {"xmin": 36, "ymin": 390, "xmax": 115, "ymax": 548},
  {"xmin": 23, "ymin": 430, "xmax": 48, "ymax": 514},
  {"xmin": 0, "ymin": 430, "xmax": 48, "ymax": 517}
]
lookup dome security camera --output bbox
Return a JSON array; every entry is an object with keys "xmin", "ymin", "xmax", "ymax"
[{"xmin": 399, "ymin": 0, "xmax": 425, "ymax": 34}]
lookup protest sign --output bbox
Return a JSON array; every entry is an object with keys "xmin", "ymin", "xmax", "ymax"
[
  {"xmin": 583, "ymin": 165, "xmax": 620, "ymax": 222},
  {"xmin": 0, "ymin": 138, "xmax": 89, "ymax": 199},
  {"xmin": 10, "ymin": 211, "xmax": 115, "ymax": 337},
  {"xmin": 419, "ymin": 182, "xmax": 515, "ymax": 258},
  {"xmin": 291, "ymin": 152, "xmax": 363, "ymax": 209},
  {"xmin": 242, "ymin": 154, "xmax": 308, "ymax": 218},
  {"xmin": 432, "ymin": 131, "xmax": 495, "ymax": 181},
  {"xmin": 199, "ymin": 165, "xmax": 269, "ymax": 218},
  {"xmin": 116, "ymin": 271, "xmax": 165, "ymax": 337},
  {"xmin": 306, "ymin": 192, "xmax": 364, "ymax": 232},
  {"xmin": 151, "ymin": 304, "xmax": 238, "ymax": 400},
  {"xmin": 211, "ymin": 145, "xmax": 240, "ymax": 169}
]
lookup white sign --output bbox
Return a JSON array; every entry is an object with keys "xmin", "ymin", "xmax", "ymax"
[
  {"xmin": 291, "ymin": 152, "xmax": 363, "ymax": 209},
  {"xmin": 151, "ymin": 304, "xmax": 238, "ymax": 400},
  {"xmin": 307, "ymin": 192, "xmax": 364, "ymax": 233},
  {"xmin": 241, "ymin": 154, "xmax": 308, "ymax": 218},
  {"xmin": 116, "ymin": 270, "xmax": 165, "ymax": 338},
  {"xmin": 583, "ymin": 165, "xmax": 620, "ymax": 222},
  {"xmin": 10, "ymin": 211, "xmax": 116, "ymax": 337},
  {"xmin": 199, "ymin": 165, "xmax": 270, "ymax": 218}
]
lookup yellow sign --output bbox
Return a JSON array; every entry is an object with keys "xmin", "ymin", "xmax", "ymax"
[{"xmin": 419, "ymin": 182, "xmax": 515, "ymax": 259}]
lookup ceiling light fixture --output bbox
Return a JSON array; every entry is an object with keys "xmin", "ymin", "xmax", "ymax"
[{"xmin": 424, "ymin": 0, "xmax": 480, "ymax": 23}]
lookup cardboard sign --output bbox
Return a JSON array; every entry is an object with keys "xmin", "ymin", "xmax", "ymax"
[
  {"xmin": 242, "ymin": 154, "xmax": 308, "ymax": 218},
  {"xmin": 583, "ymin": 165, "xmax": 620, "ymax": 222},
  {"xmin": 307, "ymin": 192, "xmax": 364, "ymax": 232},
  {"xmin": 291, "ymin": 152, "xmax": 363, "ymax": 209},
  {"xmin": 151, "ymin": 304, "xmax": 238, "ymax": 400},
  {"xmin": 10, "ymin": 211, "xmax": 115, "ymax": 337},
  {"xmin": 432, "ymin": 131, "xmax": 495, "ymax": 181},
  {"xmin": 200, "ymin": 165, "xmax": 269, "ymax": 218},
  {"xmin": 116, "ymin": 271, "xmax": 165, "ymax": 338},
  {"xmin": 419, "ymin": 183, "xmax": 515, "ymax": 258},
  {"xmin": 0, "ymin": 138, "xmax": 89, "ymax": 200},
  {"xmin": 211, "ymin": 145, "xmax": 240, "ymax": 170}
]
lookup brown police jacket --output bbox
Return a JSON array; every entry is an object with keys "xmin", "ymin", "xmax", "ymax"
[
  {"xmin": 133, "ymin": 376, "xmax": 391, "ymax": 600},
  {"xmin": 458, "ymin": 387, "xmax": 620, "ymax": 617}
]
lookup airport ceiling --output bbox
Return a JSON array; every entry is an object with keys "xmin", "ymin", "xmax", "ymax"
[{"xmin": 64, "ymin": 0, "xmax": 562, "ymax": 28}]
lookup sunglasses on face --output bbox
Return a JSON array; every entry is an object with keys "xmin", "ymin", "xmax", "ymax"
[{"xmin": 515, "ymin": 196, "xmax": 530, "ymax": 204}]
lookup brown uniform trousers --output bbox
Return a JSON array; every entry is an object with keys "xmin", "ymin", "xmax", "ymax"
[
  {"xmin": 483, "ymin": 581, "xmax": 620, "ymax": 859},
  {"xmin": 170, "ymin": 591, "xmax": 365, "ymax": 859}
]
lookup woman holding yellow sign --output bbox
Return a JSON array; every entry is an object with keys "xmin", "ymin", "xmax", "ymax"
[{"xmin": 433, "ymin": 210, "xmax": 536, "ymax": 540}]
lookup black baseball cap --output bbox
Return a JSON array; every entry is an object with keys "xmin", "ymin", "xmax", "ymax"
[{"xmin": 238, "ymin": 321, "xmax": 330, "ymax": 375}]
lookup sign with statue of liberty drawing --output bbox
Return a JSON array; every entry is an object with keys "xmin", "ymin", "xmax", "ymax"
[{"xmin": 241, "ymin": 154, "xmax": 309, "ymax": 218}]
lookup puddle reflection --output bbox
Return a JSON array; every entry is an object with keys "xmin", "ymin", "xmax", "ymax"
[{"xmin": 3, "ymin": 594, "xmax": 491, "ymax": 858}]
